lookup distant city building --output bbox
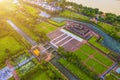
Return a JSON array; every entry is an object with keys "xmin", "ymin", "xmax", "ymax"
[
  {"xmin": 23, "ymin": 0, "xmax": 62, "ymax": 11},
  {"xmin": 13, "ymin": 0, "xmax": 20, "ymax": 6},
  {"xmin": 90, "ymin": 18, "xmax": 98, "ymax": 23},
  {"xmin": 39, "ymin": 11, "xmax": 51, "ymax": 18},
  {"xmin": 13, "ymin": 0, "xmax": 18, "ymax": 4}
]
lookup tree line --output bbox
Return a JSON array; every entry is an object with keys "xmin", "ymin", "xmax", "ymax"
[
  {"xmin": 58, "ymin": 47, "xmax": 102, "ymax": 80},
  {"xmin": 62, "ymin": 2, "xmax": 120, "ymax": 25}
]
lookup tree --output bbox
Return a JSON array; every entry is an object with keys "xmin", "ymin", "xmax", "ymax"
[
  {"xmin": 105, "ymin": 73, "xmax": 117, "ymax": 80},
  {"xmin": 105, "ymin": 13, "xmax": 117, "ymax": 24},
  {"xmin": 5, "ymin": 48, "xmax": 11, "ymax": 58},
  {"xmin": 117, "ymin": 16, "xmax": 120, "ymax": 22}
]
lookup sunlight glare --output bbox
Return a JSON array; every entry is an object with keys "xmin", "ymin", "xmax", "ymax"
[{"xmin": 0, "ymin": 0, "xmax": 3, "ymax": 2}]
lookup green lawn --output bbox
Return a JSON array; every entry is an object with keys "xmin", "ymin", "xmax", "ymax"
[
  {"xmin": 48, "ymin": 19, "xmax": 66, "ymax": 27},
  {"xmin": 30, "ymin": 71, "xmax": 51, "ymax": 80},
  {"xmin": 74, "ymin": 50, "xmax": 88, "ymax": 60},
  {"xmin": 98, "ymin": 22, "xmax": 120, "ymax": 38},
  {"xmin": 78, "ymin": 44, "xmax": 113, "ymax": 74},
  {"xmin": 29, "ymin": 63, "xmax": 66, "ymax": 80},
  {"xmin": 94, "ymin": 52, "xmax": 113, "ymax": 67},
  {"xmin": 0, "ymin": 36, "xmax": 23, "ymax": 64},
  {"xmin": 80, "ymin": 44, "xmax": 96, "ymax": 55},
  {"xmin": 22, "ymin": 4, "xmax": 39, "ymax": 18},
  {"xmin": 59, "ymin": 58, "xmax": 93, "ymax": 80},
  {"xmin": 10, "ymin": 17, "xmax": 39, "ymax": 41},
  {"xmin": 60, "ymin": 44, "xmax": 114, "ymax": 76},
  {"xmin": 0, "ymin": 0, "xmax": 17, "ymax": 16},
  {"xmin": 60, "ymin": 10, "xmax": 89, "ymax": 20},
  {"xmin": 89, "ymin": 36, "xmax": 110, "ymax": 54},
  {"xmin": 98, "ymin": 22, "xmax": 115, "ymax": 32},
  {"xmin": 86, "ymin": 59, "xmax": 107, "ymax": 74},
  {"xmin": 7, "ymin": 2, "xmax": 39, "ymax": 41},
  {"xmin": 35, "ymin": 22, "xmax": 57, "ymax": 34}
]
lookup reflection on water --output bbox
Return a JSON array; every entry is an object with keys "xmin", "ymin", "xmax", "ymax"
[{"xmin": 67, "ymin": 0, "xmax": 120, "ymax": 15}]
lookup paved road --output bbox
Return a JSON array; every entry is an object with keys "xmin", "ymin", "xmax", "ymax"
[
  {"xmin": 7, "ymin": 19, "xmax": 79, "ymax": 80},
  {"xmin": 7, "ymin": 20, "xmax": 37, "ymax": 46},
  {"xmin": 101, "ymin": 63, "xmax": 118, "ymax": 79}
]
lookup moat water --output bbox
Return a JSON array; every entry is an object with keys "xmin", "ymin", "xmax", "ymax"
[{"xmin": 51, "ymin": 17, "xmax": 120, "ymax": 54}]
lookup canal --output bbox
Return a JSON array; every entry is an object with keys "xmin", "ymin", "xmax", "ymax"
[
  {"xmin": 51, "ymin": 17, "xmax": 120, "ymax": 54},
  {"xmin": 7, "ymin": 19, "xmax": 79, "ymax": 80}
]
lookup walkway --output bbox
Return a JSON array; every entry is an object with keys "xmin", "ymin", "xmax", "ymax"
[
  {"xmin": 51, "ymin": 17, "xmax": 120, "ymax": 54},
  {"xmin": 50, "ymin": 53, "xmax": 79, "ymax": 80},
  {"xmin": 7, "ymin": 19, "xmax": 79, "ymax": 80},
  {"xmin": 7, "ymin": 20, "xmax": 37, "ymax": 46},
  {"xmin": 101, "ymin": 63, "xmax": 118, "ymax": 79}
]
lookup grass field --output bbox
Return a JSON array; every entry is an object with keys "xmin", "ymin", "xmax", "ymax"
[
  {"xmin": 11, "ymin": 17, "xmax": 39, "ymax": 41},
  {"xmin": 94, "ymin": 52, "xmax": 113, "ymax": 67},
  {"xmin": 79, "ymin": 44, "xmax": 113, "ymax": 74},
  {"xmin": 98, "ymin": 22, "xmax": 120, "ymax": 37},
  {"xmin": 6, "ymin": 1, "xmax": 40, "ymax": 41},
  {"xmin": 0, "ymin": 0, "xmax": 17, "ymax": 16},
  {"xmin": 60, "ymin": 10, "xmax": 89, "ymax": 20},
  {"xmin": 48, "ymin": 19, "xmax": 66, "ymax": 27},
  {"xmin": 30, "ymin": 71, "xmax": 51, "ymax": 80},
  {"xmin": 86, "ymin": 59, "xmax": 107, "ymax": 74},
  {"xmin": 59, "ymin": 44, "xmax": 114, "ymax": 78},
  {"xmin": 22, "ymin": 4, "xmax": 39, "ymax": 18},
  {"xmin": 75, "ymin": 50, "xmax": 88, "ymax": 60},
  {"xmin": 59, "ymin": 58, "xmax": 93, "ymax": 80},
  {"xmin": 88, "ymin": 36, "xmax": 110, "ymax": 54},
  {"xmin": 35, "ymin": 22, "xmax": 57, "ymax": 34},
  {"xmin": 98, "ymin": 22, "xmax": 115, "ymax": 32},
  {"xmin": 29, "ymin": 63, "xmax": 66, "ymax": 80},
  {"xmin": 0, "ymin": 36, "xmax": 23, "ymax": 64},
  {"xmin": 79, "ymin": 44, "xmax": 96, "ymax": 55}
]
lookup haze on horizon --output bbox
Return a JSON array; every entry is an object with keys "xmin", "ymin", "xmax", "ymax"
[{"xmin": 67, "ymin": 0, "xmax": 120, "ymax": 15}]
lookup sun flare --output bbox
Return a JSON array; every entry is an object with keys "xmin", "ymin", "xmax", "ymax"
[{"xmin": 0, "ymin": 0, "xmax": 3, "ymax": 2}]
